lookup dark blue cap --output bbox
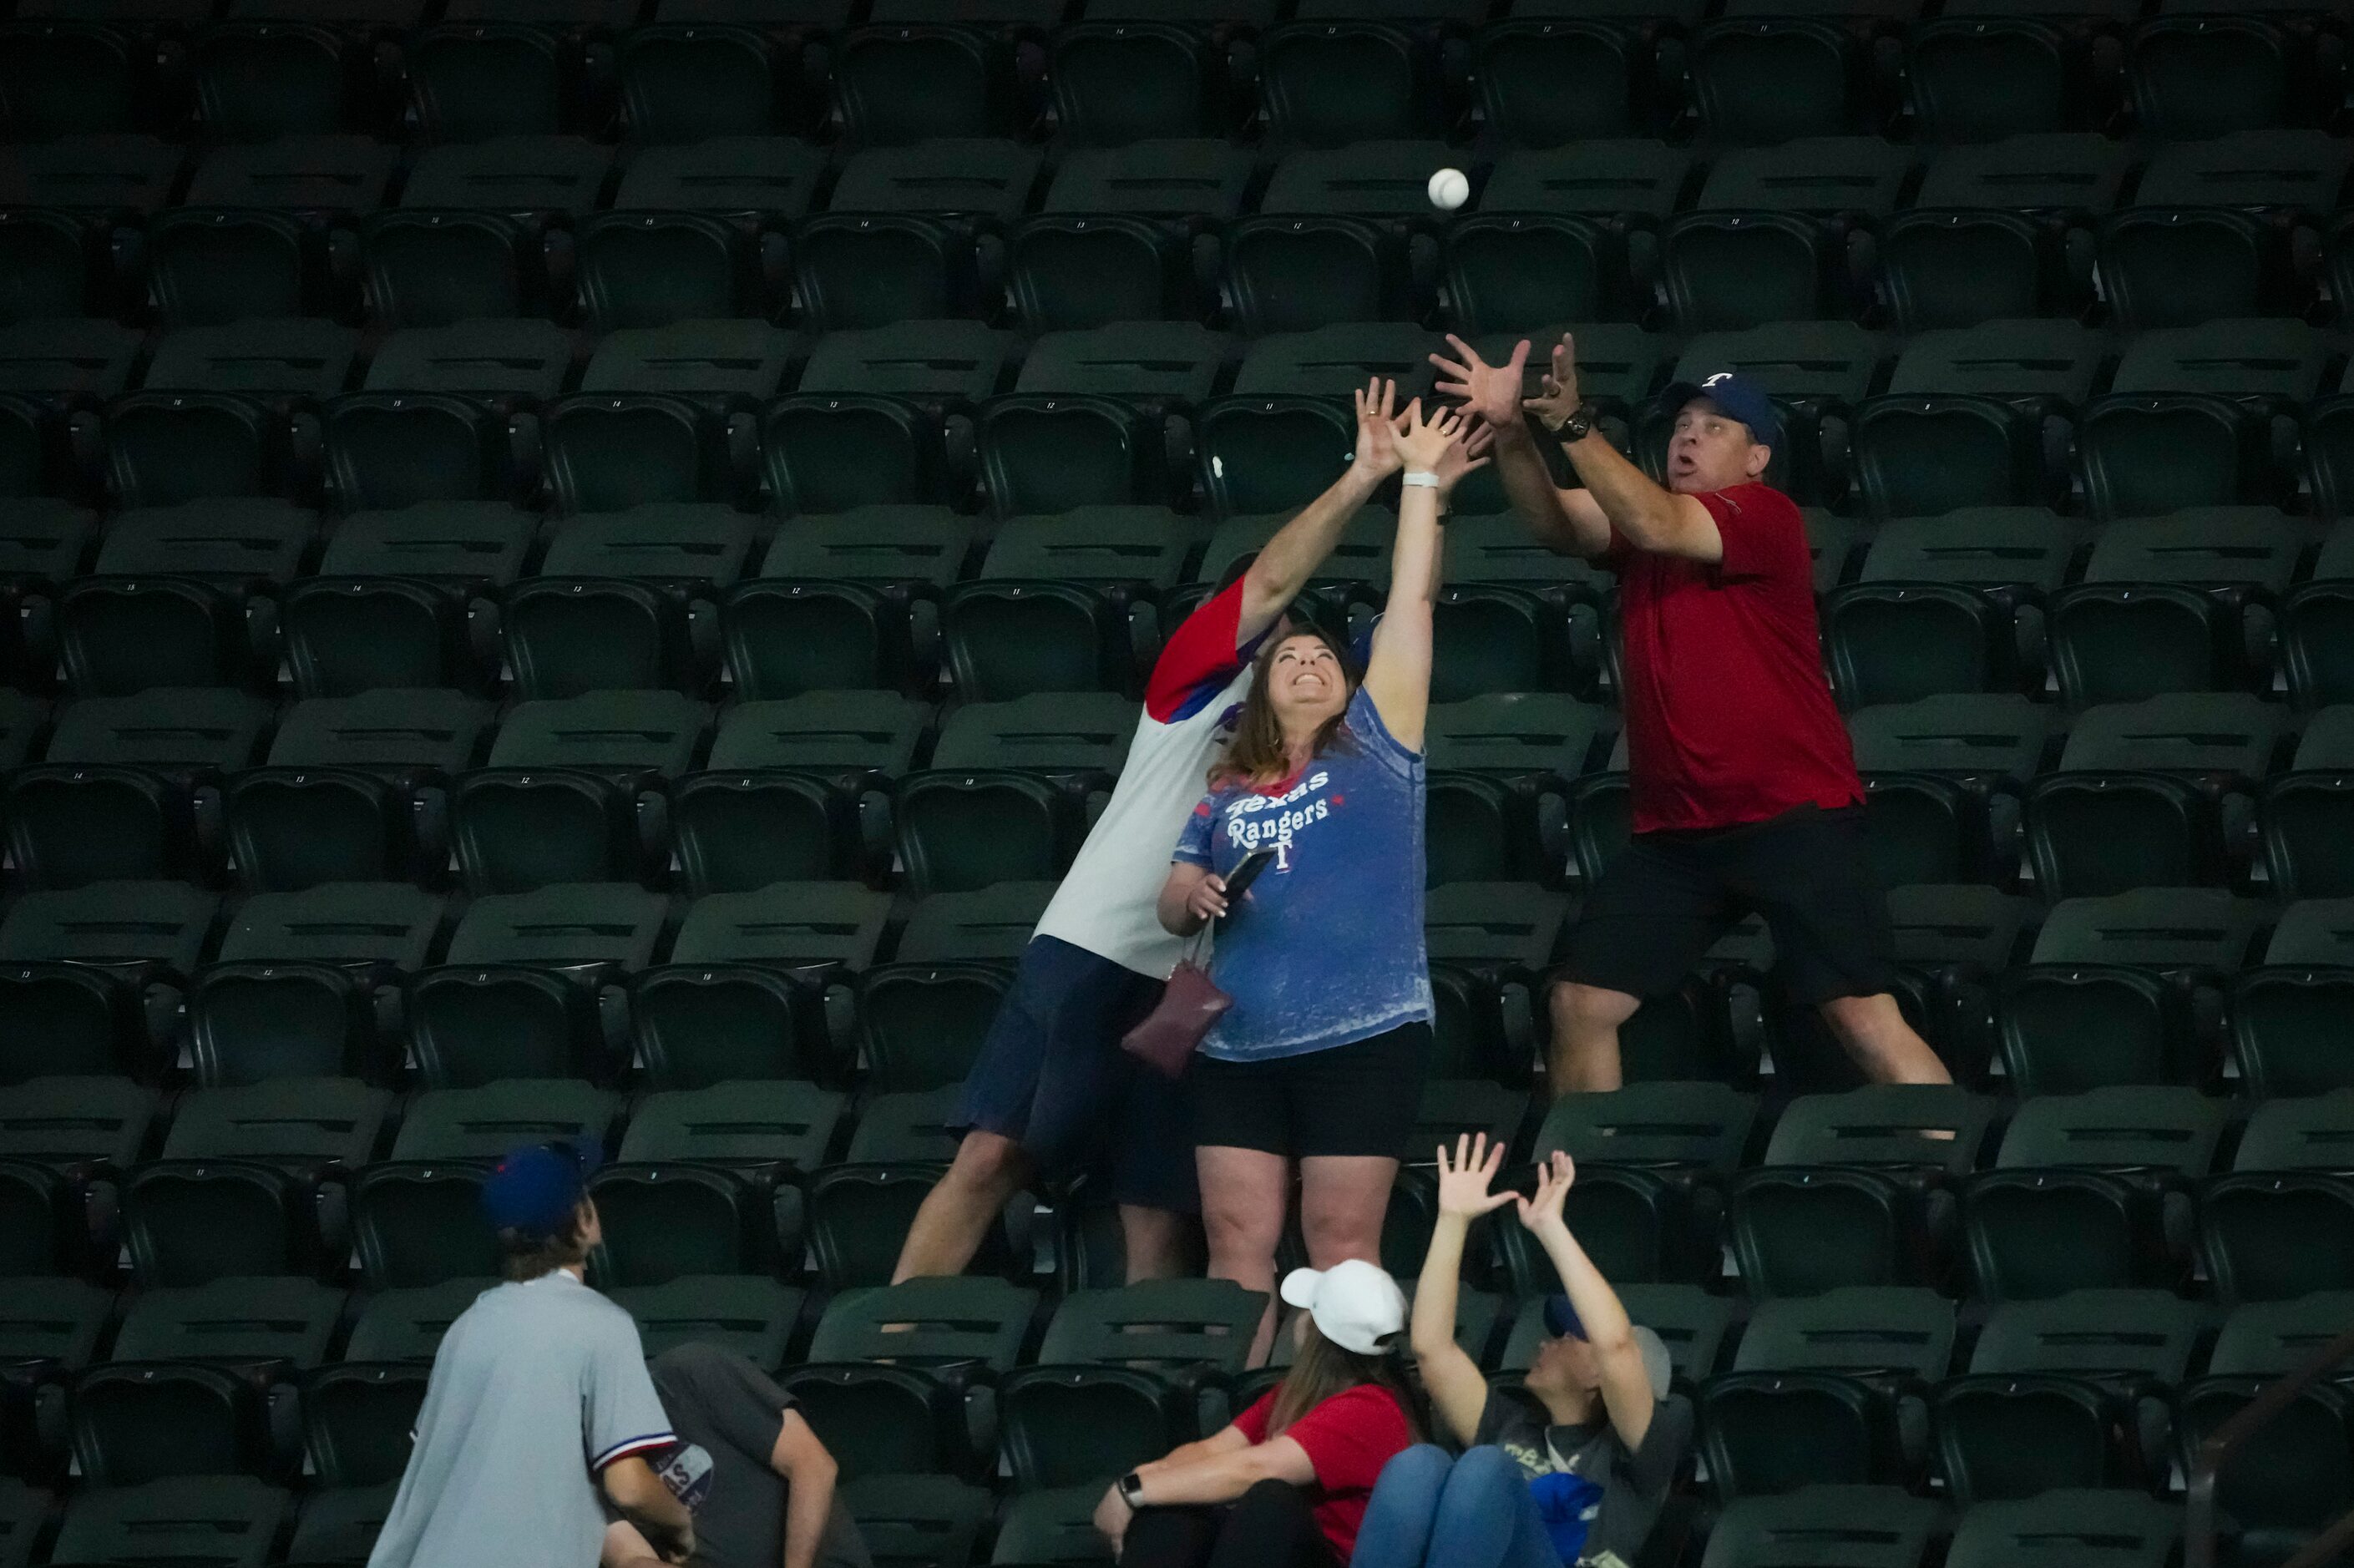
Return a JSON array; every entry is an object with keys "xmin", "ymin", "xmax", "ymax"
[
  {"xmin": 1659, "ymin": 371, "xmax": 1782, "ymax": 446},
  {"xmin": 481, "ymin": 1141, "xmax": 600, "ymax": 1241},
  {"xmin": 1543, "ymin": 1294, "xmax": 1586, "ymax": 1341}
]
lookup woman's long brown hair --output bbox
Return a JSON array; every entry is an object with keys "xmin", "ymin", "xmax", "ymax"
[
  {"xmin": 1266, "ymin": 1318, "xmax": 1425, "ymax": 1444},
  {"xmin": 1211, "ymin": 626, "xmax": 1361, "ymax": 791}
]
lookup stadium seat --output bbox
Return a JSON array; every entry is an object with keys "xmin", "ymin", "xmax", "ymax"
[
  {"xmin": 1698, "ymin": 1486, "xmax": 1941, "ymax": 1564},
  {"xmin": 2174, "ymin": 1377, "xmax": 2353, "ymax": 1563},
  {"xmin": 672, "ymin": 883, "xmax": 892, "ymax": 971},
  {"xmin": 1729, "ymin": 1086, "xmax": 1992, "ymax": 1297},
  {"xmin": 48, "ymin": 1476, "xmax": 291, "ymax": 1568},
  {"xmin": 119, "ymin": 1158, "xmax": 318, "ymax": 1285},
  {"xmin": 1688, "ymin": 18, "xmax": 1869, "ymax": 146},
  {"xmin": 350, "ymin": 1163, "xmax": 499, "ymax": 1290},
  {"xmin": 2024, "ymin": 693, "xmax": 2286, "ymax": 897},
  {"xmin": 1194, "ymin": 399, "xmax": 1355, "ymax": 521},
  {"xmin": 1823, "ymin": 582, "xmax": 2027, "ymax": 708},
  {"xmin": 2127, "ymin": 16, "xmax": 2308, "ymax": 139},
  {"xmin": 358, "ymin": 210, "xmax": 541, "ymax": 326},
  {"xmin": 1256, "ymin": 23, "xmax": 1441, "ymax": 147},
  {"xmin": 2259, "ymin": 710, "xmax": 2354, "ymax": 898},
  {"xmin": 2098, "ymin": 210, "xmax": 2301, "ymax": 331},
  {"xmin": 2233, "ymin": 898, "xmax": 2354, "ymax": 1095},
  {"xmin": 1223, "ymin": 217, "xmax": 1410, "ymax": 336},
  {"xmin": 69, "ymin": 1360, "xmax": 273, "ymax": 1486},
  {"xmin": 321, "ymin": 395, "xmax": 509, "ymax": 512},
  {"xmin": 840, "ymin": 1474, "xmax": 990, "ymax": 1568},
  {"xmin": 1847, "ymin": 396, "xmax": 2048, "ymax": 522},
  {"xmin": 1997, "ymin": 889, "xmax": 2262, "ymax": 1093}
]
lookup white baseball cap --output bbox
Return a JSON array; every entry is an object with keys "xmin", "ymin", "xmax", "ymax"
[{"xmin": 1279, "ymin": 1259, "xmax": 1407, "ymax": 1356}]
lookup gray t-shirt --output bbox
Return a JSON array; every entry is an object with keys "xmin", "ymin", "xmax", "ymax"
[
  {"xmin": 367, "ymin": 1273, "xmax": 676, "ymax": 1568},
  {"xmin": 649, "ymin": 1344, "xmax": 871, "ymax": 1568},
  {"xmin": 1474, "ymin": 1389, "xmax": 1692, "ymax": 1567}
]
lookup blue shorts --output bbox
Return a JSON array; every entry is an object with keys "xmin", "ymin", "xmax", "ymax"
[{"xmin": 954, "ymin": 935, "xmax": 1197, "ymax": 1213}]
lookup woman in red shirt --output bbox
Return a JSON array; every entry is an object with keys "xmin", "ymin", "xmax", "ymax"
[{"xmin": 1094, "ymin": 1260, "xmax": 1422, "ymax": 1567}]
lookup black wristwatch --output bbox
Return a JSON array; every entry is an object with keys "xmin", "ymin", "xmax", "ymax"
[
  {"xmin": 1550, "ymin": 402, "xmax": 1597, "ymax": 442},
  {"xmin": 1118, "ymin": 1471, "xmax": 1147, "ymax": 1508}
]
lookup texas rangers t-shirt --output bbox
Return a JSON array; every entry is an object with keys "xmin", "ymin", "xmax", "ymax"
[
  {"xmin": 1604, "ymin": 482, "xmax": 1864, "ymax": 834},
  {"xmin": 1172, "ymin": 685, "xmax": 1431, "ymax": 1062},
  {"xmin": 1031, "ymin": 579, "xmax": 1264, "ymax": 979}
]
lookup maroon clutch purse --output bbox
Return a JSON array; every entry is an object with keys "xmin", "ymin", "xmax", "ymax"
[{"xmin": 1120, "ymin": 947, "xmax": 1230, "ymax": 1080}]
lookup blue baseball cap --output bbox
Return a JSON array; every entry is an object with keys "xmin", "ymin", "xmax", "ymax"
[
  {"xmin": 1659, "ymin": 371, "xmax": 1782, "ymax": 446},
  {"xmin": 1540, "ymin": 1295, "xmax": 1676, "ymax": 1397},
  {"xmin": 1542, "ymin": 1294, "xmax": 1586, "ymax": 1340},
  {"xmin": 481, "ymin": 1141, "xmax": 600, "ymax": 1240}
]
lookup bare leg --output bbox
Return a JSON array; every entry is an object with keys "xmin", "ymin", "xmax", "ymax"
[
  {"xmin": 1547, "ymin": 982, "xmax": 1643, "ymax": 1095},
  {"xmin": 1298, "ymin": 1155, "xmax": 1395, "ymax": 1269},
  {"xmin": 892, "ymin": 1130, "xmax": 1033, "ymax": 1283},
  {"xmin": 1117, "ymin": 1204, "xmax": 1189, "ymax": 1283},
  {"xmin": 1198, "ymin": 1145, "xmax": 1291, "ymax": 1367},
  {"xmin": 1820, "ymin": 993, "xmax": 1952, "ymax": 1085}
]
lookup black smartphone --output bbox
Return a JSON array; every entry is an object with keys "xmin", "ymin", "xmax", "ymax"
[{"xmin": 1220, "ymin": 847, "xmax": 1276, "ymax": 903}]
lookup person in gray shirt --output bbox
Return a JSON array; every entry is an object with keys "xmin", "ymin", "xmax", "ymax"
[
  {"xmin": 602, "ymin": 1345, "xmax": 871, "ymax": 1568},
  {"xmin": 367, "ymin": 1142, "xmax": 696, "ymax": 1568}
]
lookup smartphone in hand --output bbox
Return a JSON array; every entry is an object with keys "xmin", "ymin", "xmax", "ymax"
[{"xmin": 1220, "ymin": 847, "xmax": 1276, "ymax": 905}]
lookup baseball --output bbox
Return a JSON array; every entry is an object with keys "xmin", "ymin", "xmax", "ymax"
[{"xmin": 1426, "ymin": 167, "xmax": 1470, "ymax": 211}]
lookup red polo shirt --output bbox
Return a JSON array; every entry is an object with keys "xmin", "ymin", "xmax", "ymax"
[{"xmin": 1605, "ymin": 483, "xmax": 1863, "ymax": 834}]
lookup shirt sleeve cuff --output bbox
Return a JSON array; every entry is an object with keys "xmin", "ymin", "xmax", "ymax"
[{"xmin": 592, "ymin": 1431, "xmax": 677, "ymax": 1469}]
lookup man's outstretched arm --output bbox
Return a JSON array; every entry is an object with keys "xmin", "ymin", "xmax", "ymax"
[
  {"xmin": 1430, "ymin": 336, "xmax": 1612, "ymax": 559},
  {"xmin": 1524, "ymin": 335, "xmax": 1722, "ymax": 564},
  {"xmin": 1237, "ymin": 377, "xmax": 1403, "ymax": 640}
]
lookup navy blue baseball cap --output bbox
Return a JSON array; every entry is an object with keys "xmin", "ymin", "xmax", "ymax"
[
  {"xmin": 1542, "ymin": 1294, "xmax": 1587, "ymax": 1340},
  {"xmin": 481, "ymin": 1141, "xmax": 600, "ymax": 1240},
  {"xmin": 1659, "ymin": 371, "xmax": 1782, "ymax": 446}
]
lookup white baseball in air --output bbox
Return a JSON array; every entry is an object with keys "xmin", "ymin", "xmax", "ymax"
[{"xmin": 1426, "ymin": 167, "xmax": 1470, "ymax": 211}]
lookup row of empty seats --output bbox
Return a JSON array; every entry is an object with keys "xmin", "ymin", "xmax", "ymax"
[
  {"xmin": 6, "ymin": 137, "xmax": 2354, "ymax": 336},
  {"xmin": 1, "ymin": 9, "xmax": 2341, "ymax": 149}
]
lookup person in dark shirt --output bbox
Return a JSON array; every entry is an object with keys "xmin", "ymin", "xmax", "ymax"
[
  {"xmin": 1353, "ymin": 1136, "xmax": 1691, "ymax": 1568},
  {"xmin": 602, "ymin": 1344, "xmax": 868, "ymax": 1568},
  {"xmin": 1432, "ymin": 335, "xmax": 1951, "ymax": 1098}
]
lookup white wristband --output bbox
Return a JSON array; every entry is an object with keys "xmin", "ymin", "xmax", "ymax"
[{"xmin": 1400, "ymin": 471, "xmax": 1440, "ymax": 488}]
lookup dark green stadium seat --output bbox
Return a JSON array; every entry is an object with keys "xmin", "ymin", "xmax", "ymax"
[
  {"xmin": 0, "ymin": 882, "xmax": 217, "ymax": 977},
  {"xmin": 358, "ymin": 210, "xmax": 541, "ymax": 326},
  {"xmin": 406, "ymin": 24, "xmax": 570, "ymax": 140},
  {"xmin": 287, "ymin": 1480, "xmax": 398, "ymax": 1563},
  {"xmin": 321, "ymin": 396, "xmax": 507, "ymax": 513},
  {"xmin": 1729, "ymin": 1086, "xmax": 1993, "ymax": 1298},
  {"xmin": 0, "ymin": 1473, "xmax": 49, "ymax": 1560},
  {"xmin": 1933, "ymin": 1353, "xmax": 2154, "ymax": 1503},
  {"xmin": 1000, "ymin": 1279, "xmax": 1261, "ymax": 1488},
  {"xmin": 630, "ymin": 968, "xmax": 834, "ymax": 1088},
  {"xmin": 2111, "ymin": 319, "xmax": 2330, "ymax": 408},
  {"xmin": 539, "ymin": 395, "xmax": 729, "ymax": 516},
  {"xmin": 501, "ymin": 579, "xmax": 701, "ymax": 699},
  {"xmin": 974, "ymin": 398, "xmax": 1162, "ymax": 518},
  {"xmin": 841, "ymin": 1473, "xmax": 990, "ymax": 1568},
  {"xmin": 1967, "ymin": 1288, "xmax": 2202, "ymax": 1383},
  {"xmin": 1822, "ymin": 582, "xmax": 2026, "ymax": 708},
  {"xmin": 606, "ymin": 1276, "xmax": 804, "ymax": 1368},
  {"xmin": 1847, "ymin": 396, "xmax": 2048, "ymax": 522},
  {"xmin": 2024, "ymin": 693, "xmax": 2286, "ymax": 898},
  {"xmin": 762, "ymin": 396, "xmax": 952, "ymax": 513},
  {"xmin": 846, "ymin": 1089, "xmax": 964, "ymax": 1166},
  {"xmin": 119, "ymin": 1160, "xmax": 318, "ymax": 1284},
  {"xmin": 538, "ymin": 508, "xmax": 757, "ymax": 595},
  {"xmin": 0, "ymin": 962, "xmax": 147, "ymax": 1084},
  {"xmin": 401, "ymin": 137, "xmax": 614, "ymax": 220},
  {"xmin": 57, "ymin": 577, "xmax": 259, "ymax": 696},
  {"xmin": 342, "ymin": 1279, "xmax": 488, "ymax": 1363},
  {"xmin": 1887, "ymin": 320, "xmax": 2103, "ymax": 404},
  {"xmin": 112, "ymin": 1277, "xmax": 340, "ymax": 1372},
  {"xmin": 671, "ymin": 771, "xmax": 865, "ymax": 893},
  {"xmin": 215, "ymin": 883, "xmax": 446, "ymax": 971},
  {"xmin": 48, "ymin": 1476, "xmax": 291, "ymax": 1568},
  {"xmin": 2128, "ymin": 15, "xmax": 2306, "ymax": 140},
  {"xmin": 0, "ymin": 23, "xmax": 147, "ymax": 139},
  {"xmin": 1662, "ymin": 211, "xmax": 1839, "ymax": 335},
  {"xmin": 1047, "ymin": 23, "xmax": 1225, "ymax": 146},
  {"xmin": 1040, "ymin": 140, "xmax": 1253, "ymax": 227},
  {"xmin": 2201, "ymin": 1171, "xmax": 2354, "ymax": 1303},
  {"xmin": 722, "ymin": 584, "xmax": 927, "ymax": 700},
  {"xmin": 1008, "ymin": 217, "xmax": 1197, "ymax": 333},
  {"xmin": 806, "ymin": 1162, "xmax": 1011, "ymax": 1292},
  {"xmin": 797, "ymin": 321, "xmax": 1009, "ymax": 407},
  {"xmin": 1699, "ymin": 1487, "xmax": 1941, "ymax": 1565},
  {"xmin": 185, "ymin": 964, "xmax": 387, "ymax": 1088},
  {"xmin": 1946, "ymin": 1491, "xmax": 2179, "ymax": 1568},
  {"xmin": 163, "ymin": 1079, "xmax": 389, "ymax": 1171},
  {"xmin": 392, "ymin": 1082, "xmax": 616, "ymax": 1163},
  {"xmin": 708, "ymin": 691, "xmax": 927, "ymax": 779},
  {"xmin": 671, "ymin": 883, "xmax": 891, "ymax": 973},
  {"xmin": 1688, "ymin": 17, "xmax": 1865, "ymax": 144},
  {"xmin": 141, "ymin": 324, "xmax": 354, "ymax": 405},
  {"xmin": 992, "ymin": 1487, "xmax": 1110, "ymax": 1565},
  {"xmin": 350, "ymin": 1164, "xmax": 498, "ymax": 1290},
  {"xmin": 611, "ymin": 136, "xmax": 822, "ymax": 221},
  {"xmin": 2175, "ymin": 1377, "xmax": 2352, "ymax": 1563},
  {"xmin": 2232, "ymin": 898, "xmax": 2354, "ymax": 1096},
  {"xmin": 858, "ymin": 964, "xmax": 1012, "ymax": 1095},
  {"xmin": 834, "ymin": 28, "xmax": 1018, "ymax": 145},
  {"xmin": 142, "ymin": 214, "xmax": 310, "ymax": 331},
  {"xmin": 810, "ymin": 1277, "xmax": 1034, "ymax": 1368},
  {"xmin": 1014, "ymin": 324, "xmax": 1233, "ymax": 405},
  {"xmin": 616, "ymin": 25, "xmax": 791, "ymax": 144},
  {"xmin": 1535, "ymin": 1081, "xmax": 1759, "ymax": 1178},
  {"xmin": 588, "ymin": 1163, "xmax": 789, "ymax": 1285},
  {"xmin": 1961, "ymin": 1086, "xmax": 2225, "ymax": 1301},
  {"xmin": 2210, "ymin": 1291, "xmax": 2354, "ymax": 1380},
  {"xmin": 1737, "ymin": 1287, "xmax": 1957, "ymax": 1380},
  {"xmin": 1473, "ymin": 20, "xmax": 1657, "ymax": 148},
  {"xmin": 0, "ymin": 1076, "xmax": 155, "ymax": 1169},
  {"xmin": 1904, "ymin": 18, "xmax": 2079, "ymax": 144},
  {"xmin": 623, "ymin": 1080, "xmax": 843, "ymax": 1174},
  {"xmin": 833, "ymin": 140, "xmax": 1042, "ymax": 229},
  {"xmin": 364, "ymin": 321, "xmax": 573, "ymax": 401},
  {"xmin": 2259, "ymin": 710, "xmax": 2354, "ymax": 897},
  {"xmin": 1997, "ymin": 889, "xmax": 2264, "ymax": 1094},
  {"xmin": 0, "ymin": 1159, "xmax": 84, "ymax": 1278},
  {"xmin": 311, "ymin": 502, "xmax": 533, "ymax": 587},
  {"xmin": 1223, "ymin": 219, "xmax": 1410, "ymax": 336},
  {"xmin": 1256, "ymin": 23, "xmax": 1442, "ymax": 147},
  {"xmin": 404, "ymin": 893, "xmax": 662, "ymax": 1085},
  {"xmin": 891, "ymin": 774, "xmax": 1081, "ymax": 892},
  {"xmin": 939, "ymin": 583, "xmax": 1131, "ymax": 700},
  {"xmin": 896, "ymin": 884, "xmax": 1056, "ymax": 964},
  {"xmin": 1855, "ymin": 508, "xmax": 2084, "ymax": 607}
]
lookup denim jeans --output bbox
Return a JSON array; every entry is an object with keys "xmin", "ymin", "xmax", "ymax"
[{"xmin": 1348, "ymin": 1445, "xmax": 1561, "ymax": 1568}]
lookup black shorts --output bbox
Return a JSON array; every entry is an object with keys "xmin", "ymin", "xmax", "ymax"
[
  {"xmin": 955, "ymin": 936, "xmax": 1196, "ymax": 1211},
  {"xmin": 1188, "ymin": 1022, "xmax": 1432, "ymax": 1161},
  {"xmin": 1561, "ymin": 803, "xmax": 1898, "ymax": 1005}
]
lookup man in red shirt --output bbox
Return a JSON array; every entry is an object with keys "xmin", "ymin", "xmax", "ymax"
[{"xmin": 1433, "ymin": 334, "xmax": 1950, "ymax": 1094}]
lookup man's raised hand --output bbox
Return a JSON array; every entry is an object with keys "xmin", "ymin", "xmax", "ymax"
[
  {"xmin": 1430, "ymin": 336, "xmax": 1528, "ymax": 429},
  {"xmin": 1524, "ymin": 333, "xmax": 1582, "ymax": 433},
  {"xmin": 1516, "ymin": 1149, "xmax": 1577, "ymax": 1233},
  {"xmin": 1349, "ymin": 377, "xmax": 1404, "ymax": 480},
  {"xmin": 1435, "ymin": 1132, "xmax": 1519, "ymax": 1220},
  {"xmin": 1393, "ymin": 397, "xmax": 1466, "ymax": 473}
]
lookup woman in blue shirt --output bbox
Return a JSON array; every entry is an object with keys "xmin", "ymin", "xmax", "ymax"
[{"xmin": 1157, "ymin": 396, "xmax": 1486, "ymax": 1366}]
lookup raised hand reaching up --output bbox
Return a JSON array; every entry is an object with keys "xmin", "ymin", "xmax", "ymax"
[
  {"xmin": 1516, "ymin": 1149, "xmax": 1577, "ymax": 1235},
  {"xmin": 1429, "ymin": 336, "xmax": 1529, "ymax": 429},
  {"xmin": 1349, "ymin": 377, "xmax": 1403, "ymax": 482},
  {"xmin": 1435, "ymin": 1132, "xmax": 1518, "ymax": 1221}
]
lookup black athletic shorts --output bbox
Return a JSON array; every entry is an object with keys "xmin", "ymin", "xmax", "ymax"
[
  {"xmin": 1561, "ymin": 803, "xmax": 1898, "ymax": 1005},
  {"xmin": 1189, "ymin": 1022, "xmax": 1432, "ymax": 1161}
]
